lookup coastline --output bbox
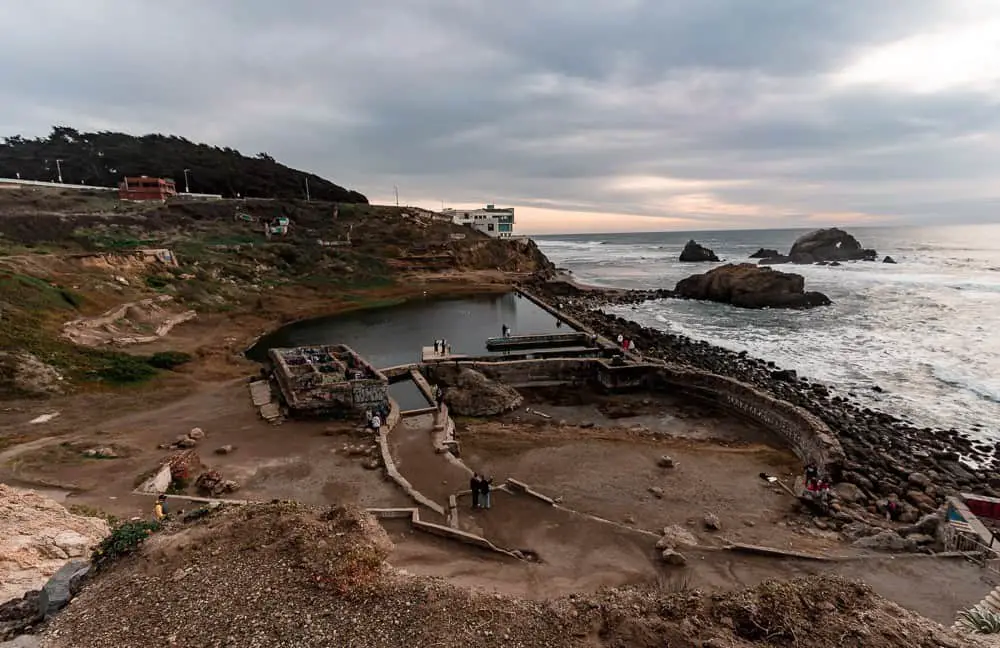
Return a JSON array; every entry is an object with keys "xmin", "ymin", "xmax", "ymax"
[{"xmin": 525, "ymin": 275, "xmax": 997, "ymax": 518}]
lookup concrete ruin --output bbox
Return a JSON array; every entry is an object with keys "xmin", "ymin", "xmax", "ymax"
[{"xmin": 269, "ymin": 344, "xmax": 389, "ymax": 418}]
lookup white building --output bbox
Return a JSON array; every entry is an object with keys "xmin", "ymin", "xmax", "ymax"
[{"xmin": 442, "ymin": 204, "xmax": 515, "ymax": 238}]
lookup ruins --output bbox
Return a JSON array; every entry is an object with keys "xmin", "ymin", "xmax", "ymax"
[{"xmin": 268, "ymin": 344, "xmax": 389, "ymax": 417}]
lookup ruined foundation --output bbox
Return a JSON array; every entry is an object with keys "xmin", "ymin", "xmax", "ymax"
[{"xmin": 269, "ymin": 344, "xmax": 389, "ymax": 418}]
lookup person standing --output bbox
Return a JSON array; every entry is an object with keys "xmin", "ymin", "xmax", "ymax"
[
  {"xmin": 470, "ymin": 473, "xmax": 482, "ymax": 509},
  {"xmin": 480, "ymin": 476, "xmax": 493, "ymax": 510},
  {"xmin": 433, "ymin": 339, "xmax": 440, "ymax": 353},
  {"xmin": 370, "ymin": 413, "xmax": 382, "ymax": 436},
  {"xmin": 154, "ymin": 494, "xmax": 168, "ymax": 522},
  {"xmin": 616, "ymin": 334, "xmax": 624, "ymax": 349}
]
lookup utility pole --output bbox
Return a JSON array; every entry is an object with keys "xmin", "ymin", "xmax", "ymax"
[
  {"xmin": 55, "ymin": 159, "xmax": 63, "ymax": 183},
  {"xmin": 305, "ymin": 176, "xmax": 310, "ymax": 201},
  {"xmin": 394, "ymin": 185, "xmax": 399, "ymax": 206},
  {"xmin": 183, "ymin": 168, "xmax": 191, "ymax": 193}
]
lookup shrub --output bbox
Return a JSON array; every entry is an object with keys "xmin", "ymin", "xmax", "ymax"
[
  {"xmin": 90, "ymin": 353, "xmax": 157, "ymax": 384},
  {"xmin": 959, "ymin": 608, "xmax": 1000, "ymax": 634},
  {"xmin": 92, "ymin": 520, "xmax": 161, "ymax": 571},
  {"xmin": 145, "ymin": 275, "xmax": 170, "ymax": 289},
  {"xmin": 147, "ymin": 351, "xmax": 192, "ymax": 370}
]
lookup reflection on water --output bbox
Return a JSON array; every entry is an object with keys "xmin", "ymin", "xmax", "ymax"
[{"xmin": 247, "ymin": 292, "xmax": 570, "ymax": 368}]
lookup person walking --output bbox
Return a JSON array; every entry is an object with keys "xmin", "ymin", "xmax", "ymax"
[
  {"xmin": 433, "ymin": 339, "xmax": 440, "ymax": 353},
  {"xmin": 616, "ymin": 333, "xmax": 624, "ymax": 349},
  {"xmin": 470, "ymin": 473, "xmax": 482, "ymax": 509},
  {"xmin": 370, "ymin": 413, "xmax": 382, "ymax": 436},
  {"xmin": 480, "ymin": 476, "xmax": 493, "ymax": 510},
  {"xmin": 435, "ymin": 385, "xmax": 445, "ymax": 410},
  {"xmin": 154, "ymin": 494, "xmax": 168, "ymax": 522}
]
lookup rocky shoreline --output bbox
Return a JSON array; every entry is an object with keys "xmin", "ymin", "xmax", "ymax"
[{"xmin": 527, "ymin": 278, "xmax": 999, "ymax": 523}]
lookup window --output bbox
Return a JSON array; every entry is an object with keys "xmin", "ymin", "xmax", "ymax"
[{"xmin": 487, "ymin": 223, "xmax": 495, "ymax": 231}]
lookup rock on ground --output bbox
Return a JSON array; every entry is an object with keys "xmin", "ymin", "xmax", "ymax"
[
  {"xmin": 656, "ymin": 525, "xmax": 699, "ymax": 550},
  {"xmin": 678, "ymin": 239, "xmax": 720, "ymax": 262},
  {"xmin": 0, "ymin": 352, "xmax": 63, "ymax": 397},
  {"xmin": 39, "ymin": 560, "xmax": 89, "ymax": 618},
  {"xmin": 674, "ymin": 263, "xmax": 831, "ymax": 309},
  {"xmin": 0, "ymin": 485, "xmax": 109, "ymax": 603},
  {"xmin": 435, "ymin": 367, "xmax": 523, "ymax": 417}
]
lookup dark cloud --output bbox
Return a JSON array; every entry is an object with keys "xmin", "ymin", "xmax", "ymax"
[{"xmin": 0, "ymin": 0, "xmax": 996, "ymax": 230}]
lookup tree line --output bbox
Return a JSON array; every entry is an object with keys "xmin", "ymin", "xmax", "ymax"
[{"xmin": 0, "ymin": 126, "xmax": 368, "ymax": 203}]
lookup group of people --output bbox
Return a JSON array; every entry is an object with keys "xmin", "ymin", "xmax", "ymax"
[
  {"xmin": 366, "ymin": 403, "xmax": 390, "ymax": 434},
  {"xmin": 432, "ymin": 339, "xmax": 451, "ymax": 356},
  {"xmin": 469, "ymin": 473, "xmax": 494, "ymax": 509},
  {"xmin": 615, "ymin": 333, "xmax": 637, "ymax": 354},
  {"xmin": 803, "ymin": 463, "xmax": 832, "ymax": 507}
]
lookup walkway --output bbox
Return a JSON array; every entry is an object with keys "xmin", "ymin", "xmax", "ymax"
[{"xmin": 386, "ymin": 413, "xmax": 659, "ymax": 573}]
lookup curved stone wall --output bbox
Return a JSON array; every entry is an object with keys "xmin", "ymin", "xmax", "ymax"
[{"xmin": 422, "ymin": 357, "xmax": 845, "ymax": 475}]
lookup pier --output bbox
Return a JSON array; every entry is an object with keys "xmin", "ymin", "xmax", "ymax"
[{"xmin": 485, "ymin": 331, "xmax": 593, "ymax": 351}]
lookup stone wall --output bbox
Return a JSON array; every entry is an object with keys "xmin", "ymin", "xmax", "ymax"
[{"xmin": 422, "ymin": 356, "xmax": 845, "ymax": 474}]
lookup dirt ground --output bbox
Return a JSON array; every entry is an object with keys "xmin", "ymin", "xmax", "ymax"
[{"xmin": 0, "ymin": 380, "xmax": 409, "ymax": 519}]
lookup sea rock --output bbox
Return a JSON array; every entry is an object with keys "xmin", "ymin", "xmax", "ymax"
[
  {"xmin": 758, "ymin": 255, "xmax": 792, "ymax": 266},
  {"xmin": 679, "ymin": 240, "xmax": 720, "ymax": 262},
  {"xmin": 660, "ymin": 549, "xmax": 687, "ymax": 566},
  {"xmin": 883, "ymin": 256, "xmax": 897, "ymax": 264},
  {"xmin": 703, "ymin": 512, "xmax": 722, "ymax": 531},
  {"xmin": 39, "ymin": 560, "xmax": 89, "ymax": 617},
  {"xmin": 674, "ymin": 263, "xmax": 832, "ymax": 310},
  {"xmin": 787, "ymin": 228, "xmax": 877, "ymax": 264},
  {"xmin": 749, "ymin": 248, "xmax": 780, "ymax": 259}
]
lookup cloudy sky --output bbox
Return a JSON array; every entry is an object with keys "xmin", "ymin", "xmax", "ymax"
[{"xmin": 2, "ymin": 1, "xmax": 999, "ymax": 234}]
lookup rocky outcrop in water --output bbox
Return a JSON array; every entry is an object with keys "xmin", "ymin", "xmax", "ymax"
[
  {"xmin": 749, "ymin": 248, "xmax": 779, "ymax": 259},
  {"xmin": 678, "ymin": 240, "xmax": 719, "ymax": 262},
  {"xmin": 762, "ymin": 228, "xmax": 877, "ymax": 265},
  {"xmin": 674, "ymin": 263, "xmax": 831, "ymax": 309}
]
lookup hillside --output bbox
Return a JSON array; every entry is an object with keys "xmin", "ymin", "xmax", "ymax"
[
  {"xmin": 38, "ymin": 503, "xmax": 972, "ymax": 648},
  {"xmin": 0, "ymin": 187, "xmax": 553, "ymax": 396},
  {"xmin": 0, "ymin": 127, "xmax": 367, "ymax": 202}
]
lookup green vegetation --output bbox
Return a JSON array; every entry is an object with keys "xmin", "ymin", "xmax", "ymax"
[
  {"xmin": 147, "ymin": 351, "xmax": 193, "ymax": 370},
  {"xmin": 92, "ymin": 519, "xmax": 162, "ymax": 571},
  {"xmin": 959, "ymin": 607, "xmax": 1000, "ymax": 634},
  {"xmin": 1, "ymin": 126, "xmax": 368, "ymax": 203}
]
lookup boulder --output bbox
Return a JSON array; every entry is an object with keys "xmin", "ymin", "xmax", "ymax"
[
  {"xmin": 658, "ymin": 525, "xmax": 699, "ymax": 550},
  {"xmin": 657, "ymin": 455, "xmax": 676, "ymax": 469},
  {"xmin": 833, "ymin": 482, "xmax": 864, "ymax": 504},
  {"xmin": 39, "ymin": 560, "xmax": 89, "ymax": 617},
  {"xmin": 908, "ymin": 472, "xmax": 931, "ymax": 489},
  {"xmin": 758, "ymin": 255, "xmax": 792, "ymax": 266},
  {"xmin": 214, "ymin": 445, "xmax": 235, "ymax": 455},
  {"xmin": 0, "ymin": 590, "xmax": 42, "ymax": 641},
  {"xmin": 749, "ymin": 248, "xmax": 780, "ymax": 259},
  {"xmin": 852, "ymin": 530, "xmax": 915, "ymax": 552},
  {"xmin": 679, "ymin": 240, "xmax": 720, "ymax": 262},
  {"xmin": 188, "ymin": 427, "xmax": 205, "ymax": 440},
  {"xmin": 441, "ymin": 368, "xmax": 523, "ymax": 417},
  {"xmin": 648, "ymin": 487, "xmax": 664, "ymax": 499},
  {"xmin": 906, "ymin": 490, "xmax": 936, "ymax": 511},
  {"xmin": 703, "ymin": 512, "xmax": 722, "ymax": 531},
  {"xmin": 883, "ymin": 255, "xmax": 897, "ymax": 264},
  {"xmin": 0, "ymin": 635, "xmax": 42, "ymax": 647},
  {"xmin": 787, "ymin": 228, "xmax": 877, "ymax": 264},
  {"xmin": 674, "ymin": 264, "xmax": 832, "ymax": 310},
  {"xmin": 660, "ymin": 549, "xmax": 687, "ymax": 566}
]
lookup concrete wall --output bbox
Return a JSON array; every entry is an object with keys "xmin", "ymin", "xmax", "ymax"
[{"xmin": 423, "ymin": 356, "xmax": 845, "ymax": 474}]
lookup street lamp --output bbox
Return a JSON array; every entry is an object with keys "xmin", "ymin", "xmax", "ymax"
[
  {"xmin": 55, "ymin": 159, "xmax": 63, "ymax": 183},
  {"xmin": 183, "ymin": 168, "xmax": 191, "ymax": 193}
]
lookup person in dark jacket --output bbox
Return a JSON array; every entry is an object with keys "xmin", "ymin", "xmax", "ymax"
[{"xmin": 470, "ymin": 473, "xmax": 482, "ymax": 509}]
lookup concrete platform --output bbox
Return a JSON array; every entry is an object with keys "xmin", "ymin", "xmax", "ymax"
[{"xmin": 421, "ymin": 346, "xmax": 469, "ymax": 362}]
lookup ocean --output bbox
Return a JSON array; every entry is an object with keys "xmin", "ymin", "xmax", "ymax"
[{"xmin": 534, "ymin": 225, "xmax": 1000, "ymax": 439}]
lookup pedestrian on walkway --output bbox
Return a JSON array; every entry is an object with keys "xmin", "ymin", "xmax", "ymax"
[
  {"xmin": 434, "ymin": 339, "xmax": 440, "ymax": 353},
  {"xmin": 435, "ymin": 385, "xmax": 445, "ymax": 410},
  {"xmin": 370, "ymin": 413, "xmax": 382, "ymax": 436},
  {"xmin": 154, "ymin": 494, "xmax": 168, "ymax": 522},
  {"xmin": 616, "ymin": 333, "xmax": 624, "ymax": 349},
  {"xmin": 501, "ymin": 324, "xmax": 509, "ymax": 337},
  {"xmin": 480, "ymin": 476, "xmax": 493, "ymax": 509},
  {"xmin": 470, "ymin": 473, "xmax": 482, "ymax": 509}
]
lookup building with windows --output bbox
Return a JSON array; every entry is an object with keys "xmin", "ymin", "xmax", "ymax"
[
  {"xmin": 443, "ymin": 204, "xmax": 515, "ymax": 238},
  {"xmin": 118, "ymin": 176, "xmax": 177, "ymax": 201}
]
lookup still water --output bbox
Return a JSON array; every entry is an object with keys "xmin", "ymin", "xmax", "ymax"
[{"xmin": 247, "ymin": 292, "xmax": 569, "ymax": 369}]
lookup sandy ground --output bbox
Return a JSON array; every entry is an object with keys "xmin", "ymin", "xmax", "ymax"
[{"xmin": 0, "ymin": 380, "xmax": 409, "ymax": 519}]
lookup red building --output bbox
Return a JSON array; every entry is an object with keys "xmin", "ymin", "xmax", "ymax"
[{"xmin": 118, "ymin": 176, "xmax": 177, "ymax": 201}]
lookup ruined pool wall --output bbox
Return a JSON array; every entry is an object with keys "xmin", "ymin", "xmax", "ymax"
[{"xmin": 422, "ymin": 356, "xmax": 845, "ymax": 475}]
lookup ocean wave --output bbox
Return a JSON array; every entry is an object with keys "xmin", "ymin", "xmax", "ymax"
[{"xmin": 930, "ymin": 364, "xmax": 1000, "ymax": 406}]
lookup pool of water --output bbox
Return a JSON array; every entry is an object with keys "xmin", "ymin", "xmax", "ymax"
[
  {"xmin": 247, "ymin": 292, "xmax": 572, "ymax": 368},
  {"xmin": 389, "ymin": 379, "xmax": 432, "ymax": 411}
]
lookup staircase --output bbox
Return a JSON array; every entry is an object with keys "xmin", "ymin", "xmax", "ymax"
[{"xmin": 249, "ymin": 380, "xmax": 283, "ymax": 424}]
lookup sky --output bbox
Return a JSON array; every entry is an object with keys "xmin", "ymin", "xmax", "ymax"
[{"xmin": 1, "ymin": 1, "xmax": 1000, "ymax": 234}]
